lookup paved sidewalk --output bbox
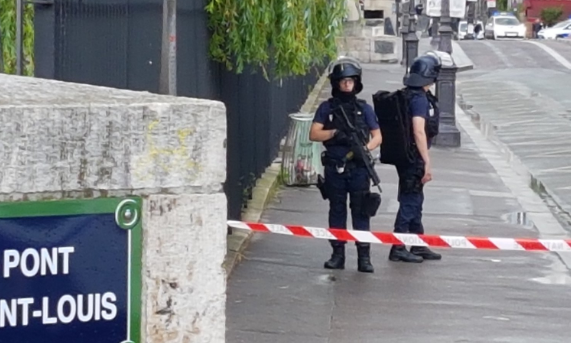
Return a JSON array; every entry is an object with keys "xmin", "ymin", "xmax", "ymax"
[{"xmin": 226, "ymin": 65, "xmax": 571, "ymax": 342}]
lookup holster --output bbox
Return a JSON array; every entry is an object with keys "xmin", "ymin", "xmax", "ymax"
[
  {"xmin": 317, "ymin": 174, "xmax": 328, "ymax": 200},
  {"xmin": 362, "ymin": 192, "xmax": 382, "ymax": 217},
  {"xmin": 401, "ymin": 162, "xmax": 425, "ymax": 194}
]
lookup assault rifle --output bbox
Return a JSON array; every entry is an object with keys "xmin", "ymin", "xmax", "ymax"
[{"xmin": 337, "ymin": 105, "xmax": 382, "ymax": 194}]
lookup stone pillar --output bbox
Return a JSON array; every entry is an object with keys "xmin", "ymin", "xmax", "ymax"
[
  {"xmin": 433, "ymin": 59, "xmax": 461, "ymax": 147},
  {"xmin": 0, "ymin": 74, "xmax": 228, "ymax": 343},
  {"xmin": 345, "ymin": 0, "xmax": 362, "ymax": 21}
]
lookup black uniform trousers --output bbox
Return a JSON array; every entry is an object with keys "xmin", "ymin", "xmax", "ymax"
[
  {"xmin": 324, "ymin": 164, "xmax": 371, "ymax": 247},
  {"xmin": 394, "ymin": 156, "xmax": 425, "ymax": 234}
]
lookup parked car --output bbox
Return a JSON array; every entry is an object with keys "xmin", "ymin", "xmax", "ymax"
[
  {"xmin": 538, "ymin": 19, "xmax": 571, "ymax": 39},
  {"xmin": 458, "ymin": 20, "xmax": 485, "ymax": 40},
  {"xmin": 484, "ymin": 15, "xmax": 526, "ymax": 39}
]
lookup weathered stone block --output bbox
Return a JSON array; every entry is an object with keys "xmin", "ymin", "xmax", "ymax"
[
  {"xmin": 363, "ymin": 0, "xmax": 389, "ymax": 11},
  {"xmin": 345, "ymin": 50, "xmax": 373, "ymax": 63},
  {"xmin": 342, "ymin": 36, "xmax": 371, "ymax": 52},
  {"xmin": 374, "ymin": 40, "xmax": 395, "ymax": 54},
  {"xmin": 143, "ymin": 193, "xmax": 226, "ymax": 343},
  {"xmin": 0, "ymin": 75, "xmax": 226, "ymax": 196},
  {"xmin": 0, "ymin": 74, "xmax": 228, "ymax": 343}
]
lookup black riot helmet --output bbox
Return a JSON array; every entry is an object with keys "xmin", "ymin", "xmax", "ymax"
[
  {"xmin": 404, "ymin": 53, "xmax": 442, "ymax": 88},
  {"xmin": 327, "ymin": 56, "xmax": 364, "ymax": 94}
]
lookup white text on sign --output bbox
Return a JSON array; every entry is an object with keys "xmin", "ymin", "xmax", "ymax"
[
  {"xmin": 2, "ymin": 247, "xmax": 75, "ymax": 278},
  {"xmin": 1, "ymin": 246, "xmax": 119, "ymax": 328},
  {"xmin": 0, "ymin": 293, "xmax": 118, "ymax": 328}
]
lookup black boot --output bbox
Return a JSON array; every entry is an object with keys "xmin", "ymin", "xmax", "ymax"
[
  {"xmin": 324, "ymin": 245, "xmax": 345, "ymax": 269},
  {"xmin": 356, "ymin": 244, "xmax": 374, "ymax": 273},
  {"xmin": 388, "ymin": 245, "xmax": 423, "ymax": 263},
  {"xmin": 410, "ymin": 246, "xmax": 442, "ymax": 260}
]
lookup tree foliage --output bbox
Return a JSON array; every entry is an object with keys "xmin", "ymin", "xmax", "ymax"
[
  {"xmin": 496, "ymin": 0, "xmax": 508, "ymax": 11},
  {"xmin": 541, "ymin": 7, "xmax": 563, "ymax": 27},
  {"xmin": 0, "ymin": 0, "xmax": 34, "ymax": 75},
  {"xmin": 2, "ymin": 1, "xmax": 347, "ymax": 78},
  {"xmin": 205, "ymin": 0, "xmax": 347, "ymax": 79}
]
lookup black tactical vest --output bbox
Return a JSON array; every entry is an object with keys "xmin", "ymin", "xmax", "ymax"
[
  {"xmin": 323, "ymin": 98, "xmax": 370, "ymax": 147},
  {"xmin": 425, "ymin": 91, "xmax": 440, "ymax": 139}
]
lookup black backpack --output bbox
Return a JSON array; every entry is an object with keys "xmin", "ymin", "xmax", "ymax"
[{"xmin": 372, "ymin": 88, "xmax": 416, "ymax": 166}]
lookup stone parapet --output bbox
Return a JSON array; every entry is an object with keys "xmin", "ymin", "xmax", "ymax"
[{"xmin": 0, "ymin": 74, "xmax": 227, "ymax": 343}]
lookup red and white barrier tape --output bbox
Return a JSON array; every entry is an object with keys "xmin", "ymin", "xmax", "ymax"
[{"xmin": 227, "ymin": 221, "xmax": 571, "ymax": 252}]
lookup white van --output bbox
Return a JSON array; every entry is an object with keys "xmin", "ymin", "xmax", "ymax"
[{"xmin": 458, "ymin": 20, "xmax": 485, "ymax": 40}]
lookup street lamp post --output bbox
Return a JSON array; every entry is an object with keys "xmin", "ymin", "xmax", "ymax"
[
  {"xmin": 405, "ymin": 0, "xmax": 419, "ymax": 69},
  {"xmin": 396, "ymin": 0, "xmax": 402, "ymax": 38},
  {"xmin": 403, "ymin": 0, "xmax": 420, "ymax": 80},
  {"xmin": 16, "ymin": 0, "xmax": 24, "ymax": 75},
  {"xmin": 159, "ymin": 0, "xmax": 177, "ymax": 96},
  {"xmin": 400, "ymin": 1, "xmax": 410, "ymax": 66},
  {"xmin": 466, "ymin": 0, "xmax": 476, "ymax": 39},
  {"xmin": 0, "ymin": 25, "xmax": 4, "ymax": 73},
  {"xmin": 430, "ymin": 18, "xmax": 440, "ymax": 48},
  {"xmin": 433, "ymin": 0, "xmax": 461, "ymax": 148},
  {"xmin": 437, "ymin": 0, "xmax": 453, "ymax": 54}
]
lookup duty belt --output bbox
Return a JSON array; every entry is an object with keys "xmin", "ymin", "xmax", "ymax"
[{"xmin": 321, "ymin": 151, "xmax": 365, "ymax": 173}]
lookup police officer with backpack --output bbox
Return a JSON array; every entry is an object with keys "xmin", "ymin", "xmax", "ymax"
[
  {"xmin": 378, "ymin": 53, "xmax": 443, "ymax": 263},
  {"xmin": 309, "ymin": 57, "xmax": 383, "ymax": 273}
]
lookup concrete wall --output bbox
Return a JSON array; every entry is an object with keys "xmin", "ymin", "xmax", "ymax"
[
  {"xmin": 337, "ymin": 21, "xmax": 399, "ymax": 63},
  {"xmin": 345, "ymin": 0, "xmax": 362, "ymax": 21},
  {"xmin": 0, "ymin": 74, "xmax": 228, "ymax": 343},
  {"xmin": 363, "ymin": 0, "xmax": 395, "ymax": 23}
]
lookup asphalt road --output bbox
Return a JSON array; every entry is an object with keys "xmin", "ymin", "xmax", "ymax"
[
  {"xmin": 459, "ymin": 39, "xmax": 570, "ymax": 72},
  {"xmin": 456, "ymin": 39, "xmax": 571, "ymax": 231},
  {"xmin": 227, "ymin": 61, "xmax": 571, "ymax": 343}
]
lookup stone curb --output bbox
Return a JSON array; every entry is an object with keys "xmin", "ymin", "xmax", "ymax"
[
  {"xmin": 301, "ymin": 71, "xmax": 329, "ymax": 113},
  {"xmin": 551, "ymin": 37, "xmax": 571, "ymax": 44},
  {"xmin": 223, "ymin": 162, "xmax": 282, "ymax": 278},
  {"xmin": 457, "ymin": 64, "xmax": 474, "ymax": 72},
  {"xmin": 451, "ymin": 40, "xmax": 475, "ymax": 72},
  {"xmin": 224, "ymin": 69, "xmax": 330, "ymax": 279},
  {"xmin": 417, "ymin": 38, "xmax": 475, "ymax": 72},
  {"xmin": 457, "ymin": 97, "xmax": 571, "ymax": 231}
]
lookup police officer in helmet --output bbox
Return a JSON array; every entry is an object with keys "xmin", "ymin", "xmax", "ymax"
[
  {"xmin": 309, "ymin": 57, "xmax": 382, "ymax": 273},
  {"xmin": 389, "ymin": 52, "xmax": 443, "ymax": 263}
]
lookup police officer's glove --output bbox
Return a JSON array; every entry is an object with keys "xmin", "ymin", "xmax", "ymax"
[{"xmin": 332, "ymin": 130, "xmax": 350, "ymax": 144}]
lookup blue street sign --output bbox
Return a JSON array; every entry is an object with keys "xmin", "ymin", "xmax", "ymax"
[{"xmin": 0, "ymin": 198, "xmax": 142, "ymax": 343}]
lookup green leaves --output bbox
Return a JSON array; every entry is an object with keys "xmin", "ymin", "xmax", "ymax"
[
  {"xmin": 0, "ymin": 0, "xmax": 34, "ymax": 75},
  {"xmin": 1, "ymin": 0, "xmax": 345, "ymax": 79},
  {"xmin": 206, "ymin": 0, "xmax": 346, "ymax": 79},
  {"xmin": 541, "ymin": 7, "xmax": 563, "ymax": 27}
]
